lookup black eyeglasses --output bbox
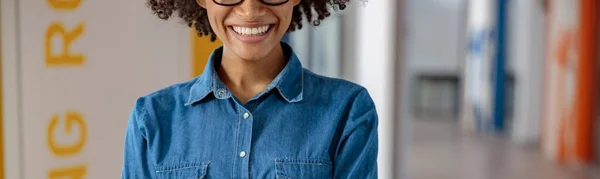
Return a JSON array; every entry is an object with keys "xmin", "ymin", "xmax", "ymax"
[{"xmin": 213, "ymin": 0, "xmax": 290, "ymax": 6}]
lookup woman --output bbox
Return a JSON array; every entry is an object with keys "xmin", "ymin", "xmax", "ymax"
[{"xmin": 122, "ymin": 0, "xmax": 378, "ymax": 178}]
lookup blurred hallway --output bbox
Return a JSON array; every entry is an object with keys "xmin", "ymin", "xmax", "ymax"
[
  {"xmin": 1, "ymin": 0, "xmax": 598, "ymax": 177},
  {"xmin": 409, "ymin": 119, "xmax": 600, "ymax": 179}
]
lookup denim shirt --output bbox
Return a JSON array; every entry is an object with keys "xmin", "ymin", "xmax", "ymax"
[{"xmin": 122, "ymin": 43, "xmax": 378, "ymax": 179}]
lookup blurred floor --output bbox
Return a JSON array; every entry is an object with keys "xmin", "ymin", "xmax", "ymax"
[{"xmin": 409, "ymin": 119, "xmax": 600, "ymax": 179}]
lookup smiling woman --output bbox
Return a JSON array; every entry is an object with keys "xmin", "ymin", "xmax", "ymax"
[
  {"xmin": 122, "ymin": 0, "xmax": 378, "ymax": 178},
  {"xmin": 147, "ymin": 0, "xmax": 348, "ymax": 62}
]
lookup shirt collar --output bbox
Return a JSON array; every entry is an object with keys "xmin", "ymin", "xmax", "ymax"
[{"xmin": 185, "ymin": 42, "xmax": 304, "ymax": 106}]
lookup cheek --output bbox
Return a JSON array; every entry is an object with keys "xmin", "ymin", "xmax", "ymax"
[
  {"xmin": 275, "ymin": 8, "xmax": 294, "ymax": 30},
  {"xmin": 206, "ymin": 8, "xmax": 228, "ymax": 36}
]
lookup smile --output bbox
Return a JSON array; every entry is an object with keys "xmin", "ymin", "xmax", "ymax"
[
  {"xmin": 228, "ymin": 24, "xmax": 274, "ymax": 43},
  {"xmin": 231, "ymin": 25, "xmax": 273, "ymax": 36}
]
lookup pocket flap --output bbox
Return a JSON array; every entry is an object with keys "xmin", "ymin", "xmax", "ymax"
[
  {"xmin": 275, "ymin": 158, "xmax": 332, "ymax": 179},
  {"xmin": 155, "ymin": 161, "xmax": 209, "ymax": 179}
]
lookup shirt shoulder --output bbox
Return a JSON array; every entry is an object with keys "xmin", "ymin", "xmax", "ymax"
[
  {"xmin": 302, "ymin": 68, "xmax": 377, "ymax": 128},
  {"xmin": 132, "ymin": 78, "xmax": 198, "ymax": 122},
  {"xmin": 302, "ymin": 68, "xmax": 371, "ymax": 99},
  {"xmin": 302, "ymin": 68, "xmax": 376, "ymax": 113}
]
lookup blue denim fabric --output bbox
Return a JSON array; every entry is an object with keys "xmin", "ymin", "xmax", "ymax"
[{"xmin": 122, "ymin": 43, "xmax": 378, "ymax": 179}]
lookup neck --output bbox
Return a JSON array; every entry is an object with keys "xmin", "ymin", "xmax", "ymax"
[{"xmin": 218, "ymin": 44, "xmax": 287, "ymax": 101}]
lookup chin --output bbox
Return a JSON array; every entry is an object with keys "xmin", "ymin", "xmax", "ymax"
[{"xmin": 233, "ymin": 43, "xmax": 276, "ymax": 61}]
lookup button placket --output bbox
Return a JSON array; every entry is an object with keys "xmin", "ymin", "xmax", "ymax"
[{"xmin": 234, "ymin": 105, "xmax": 254, "ymax": 179}]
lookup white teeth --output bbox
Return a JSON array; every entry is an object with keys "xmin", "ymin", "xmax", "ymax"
[{"xmin": 232, "ymin": 25, "xmax": 270, "ymax": 35}]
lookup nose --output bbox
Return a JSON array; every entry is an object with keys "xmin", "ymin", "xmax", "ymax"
[{"xmin": 234, "ymin": 0, "xmax": 266, "ymax": 21}]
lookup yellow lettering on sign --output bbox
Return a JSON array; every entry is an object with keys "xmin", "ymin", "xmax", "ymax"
[
  {"xmin": 45, "ymin": 22, "xmax": 85, "ymax": 66},
  {"xmin": 48, "ymin": 164, "xmax": 87, "ymax": 179},
  {"xmin": 46, "ymin": 0, "xmax": 82, "ymax": 11},
  {"xmin": 45, "ymin": 0, "xmax": 87, "ymax": 176},
  {"xmin": 47, "ymin": 112, "xmax": 87, "ymax": 157}
]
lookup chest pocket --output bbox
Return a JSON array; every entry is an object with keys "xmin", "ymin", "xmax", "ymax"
[
  {"xmin": 155, "ymin": 161, "xmax": 209, "ymax": 179},
  {"xmin": 275, "ymin": 158, "xmax": 333, "ymax": 179}
]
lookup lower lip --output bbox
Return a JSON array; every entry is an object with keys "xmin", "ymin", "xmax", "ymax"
[{"xmin": 229, "ymin": 25, "xmax": 273, "ymax": 43}]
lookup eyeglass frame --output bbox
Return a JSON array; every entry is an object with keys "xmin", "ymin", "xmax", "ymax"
[{"xmin": 212, "ymin": 0, "xmax": 290, "ymax": 6}]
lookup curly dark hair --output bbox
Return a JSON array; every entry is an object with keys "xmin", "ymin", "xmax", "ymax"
[{"xmin": 147, "ymin": 0, "xmax": 351, "ymax": 41}]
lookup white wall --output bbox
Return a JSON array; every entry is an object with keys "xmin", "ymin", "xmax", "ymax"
[
  {"xmin": 508, "ymin": 0, "xmax": 545, "ymax": 144},
  {"xmin": 403, "ymin": 0, "xmax": 466, "ymax": 75},
  {"xmin": 356, "ymin": 0, "xmax": 398, "ymax": 178},
  {"xmin": 289, "ymin": 13, "xmax": 343, "ymax": 78}
]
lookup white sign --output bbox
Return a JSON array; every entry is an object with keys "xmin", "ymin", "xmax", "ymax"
[{"xmin": 11, "ymin": 0, "xmax": 209, "ymax": 178}]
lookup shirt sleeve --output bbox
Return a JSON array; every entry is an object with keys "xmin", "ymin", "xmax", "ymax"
[
  {"xmin": 333, "ymin": 89, "xmax": 379, "ymax": 179},
  {"xmin": 122, "ymin": 98, "xmax": 155, "ymax": 178}
]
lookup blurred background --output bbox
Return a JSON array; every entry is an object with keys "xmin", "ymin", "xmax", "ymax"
[{"xmin": 1, "ymin": 0, "xmax": 599, "ymax": 178}]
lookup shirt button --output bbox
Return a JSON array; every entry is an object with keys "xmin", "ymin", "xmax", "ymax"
[
  {"xmin": 239, "ymin": 151, "xmax": 246, "ymax": 158},
  {"xmin": 217, "ymin": 89, "xmax": 225, "ymax": 95},
  {"xmin": 243, "ymin": 112, "xmax": 250, "ymax": 119}
]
